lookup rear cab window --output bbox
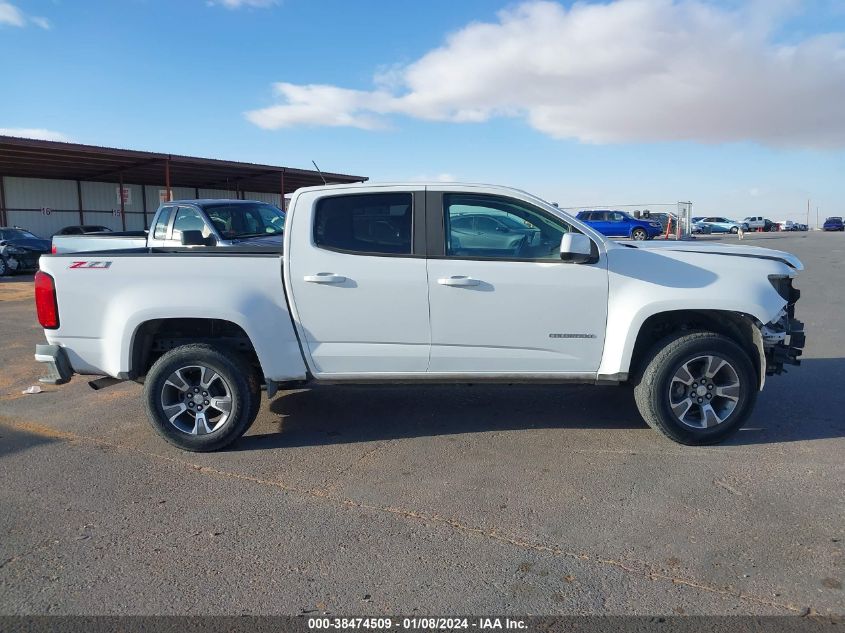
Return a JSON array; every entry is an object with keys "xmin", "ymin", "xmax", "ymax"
[{"xmin": 152, "ymin": 206, "xmax": 175, "ymax": 240}]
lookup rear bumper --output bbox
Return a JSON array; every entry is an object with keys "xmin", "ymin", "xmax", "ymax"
[{"xmin": 34, "ymin": 344, "xmax": 73, "ymax": 385}]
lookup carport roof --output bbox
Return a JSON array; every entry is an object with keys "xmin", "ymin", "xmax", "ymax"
[{"xmin": 0, "ymin": 135, "xmax": 367, "ymax": 194}]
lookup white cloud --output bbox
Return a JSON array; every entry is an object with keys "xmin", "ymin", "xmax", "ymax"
[
  {"xmin": 245, "ymin": 0, "xmax": 845, "ymax": 148},
  {"xmin": 0, "ymin": 2, "xmax": 51, "ymax": 28},
  {"xmin": 0, "ymin": 2, "xmax": 25, "ymax": 26},
  {"xmin": 0, "ymin": 128, "xmax": 71, "ymax": 142},
  {"xmin": 207, "ymin": 0, "xmax": 278, "ymax": 9},
  {"xmin": 30, "ymin": 16, "xmax": 50, "ymax": 29}
]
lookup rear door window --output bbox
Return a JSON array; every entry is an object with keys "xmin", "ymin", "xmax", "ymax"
[{"xmin": 314, "ymin": 193, "xmax": 413, "ymax": 255}]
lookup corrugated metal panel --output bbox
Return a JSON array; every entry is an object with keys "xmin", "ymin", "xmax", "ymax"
[
  {"xmin": 198, "ymin": 188, "xmax": 237, "ymax": 199},
  {"xmin": 6, "ymin": 210, "xmax": 78, "ymax": 238},
  {"xmin": 245, "ymin": 191, "xmax": 283, "ymax": 206},
  {"xmin": 125, "ymin": 213, "xmax": 147, "ymax": 231},
  {"xmin": 144, "ymin": 186, "xmax": 196, "ymax": 212},
  {"xmin": 80, "ymin": 182, "xmax": 144, "ymax": 213},
  {"xmin": 4, "ymin": 177, "xmax": 77, "ymax": 210}
]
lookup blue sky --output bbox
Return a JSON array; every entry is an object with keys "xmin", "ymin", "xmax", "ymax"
[{"xmin": 1, "ymin": 0, "xmax": 844, "ymax": 221}]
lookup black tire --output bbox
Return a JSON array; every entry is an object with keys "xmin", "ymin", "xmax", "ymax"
[
  {"xmin": 245, "ymin": 369, "xmax": 262, "ymax": 430},
  {"xmin": 631, "ymin": 228, "xmax": 648, "ymax": 241},
  {"xmin": 730, "ymin": 226, "xmax": 738, "ymax": 234},
  {"xmin": 632, "ymin": 331, "xmax": 757, "ymax": 445},
  {"xmin": 143, "ymin": 343, "xmax": 258, "ymax": 452},
  {"xmin": 0, "ymin": 257, "xmax": 8, "ymax": 277}
]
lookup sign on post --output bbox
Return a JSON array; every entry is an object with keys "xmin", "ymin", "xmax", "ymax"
[{"xmin": 116, "ymin": 186, "xmax": 131, "ymax": 206}]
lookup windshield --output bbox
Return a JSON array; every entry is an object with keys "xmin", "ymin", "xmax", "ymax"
[
  {"xmin": 2, "ymin": 229, "xmax": 39, "ymax": 240},
  {"xmin": 203, "ymin": 203, "xmax": 285, "ymax": 239}
]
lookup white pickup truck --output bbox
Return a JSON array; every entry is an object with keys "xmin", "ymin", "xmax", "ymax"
[
  {"xmin": 51, "ymin": 199, "xmax": 286, "ymax": 254},
  {"xmin": 33, "ymin": 183, "xmax": 805, "ymax": 451}
]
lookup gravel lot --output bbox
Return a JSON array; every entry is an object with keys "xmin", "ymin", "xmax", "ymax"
[{"xmin": 0, "ymin": 231, "xmax": 842, "ymax": 615}]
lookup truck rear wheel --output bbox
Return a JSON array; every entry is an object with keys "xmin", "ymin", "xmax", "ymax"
[
  {"xmin": 143, "ymin": 344, "xmax": 258, "ymax": 452},
  {"xmin": 633, "ymin": 331, "xmax": 757, "ymax": 445}
]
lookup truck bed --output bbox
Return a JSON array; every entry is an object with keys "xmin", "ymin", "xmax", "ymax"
[
  {"xmin": 52, "ymin": 231, "xmax": 149, "ymax": 254},
  {"xmin": 38, "ymin": 249, "xmax": 304, "ymax": 382}
]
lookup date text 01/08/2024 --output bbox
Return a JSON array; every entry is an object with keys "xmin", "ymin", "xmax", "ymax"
[{"xmin": 307, "ymin": 617, "xmax": 527, "ymax": 630}]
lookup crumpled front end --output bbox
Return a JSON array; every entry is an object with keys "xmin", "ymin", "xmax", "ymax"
[{"xmin": 763, "ymin": 276, "xmax": 805, "ymax": 375}]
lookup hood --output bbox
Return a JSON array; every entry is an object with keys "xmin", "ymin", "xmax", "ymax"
[
  {"xmin": 229, "ymin": 233, "xmax": 284, "ymax": 247},
  {"xmin": 1, "ymin": 237, "xmax": 52, "ymax": 252},
  {"xmin": 615, "ymin": 240, "xmax": 803, "ymax": 270}
]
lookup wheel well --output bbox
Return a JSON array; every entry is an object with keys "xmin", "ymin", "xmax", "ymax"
[
  {"xmin": 130, "ymin": 318, "xmax": 261, "ymax": 382},
  {"xmin": 628, "ymin": 310, "xmax": 760, "ymax": 382}
]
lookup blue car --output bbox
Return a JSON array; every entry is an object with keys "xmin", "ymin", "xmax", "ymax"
[
  {"xmin": 823, "ymin": 217, "xmax": 844, "ymax": 231},
  {"xmin": 576, "ymin": 210, "xmax": 663, "ymax": 240}
]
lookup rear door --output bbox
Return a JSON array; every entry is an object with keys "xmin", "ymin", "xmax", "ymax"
[
  {"xmin": 287, "ymin": 188, "xmax": 430, "ymax": 375},
  {"xmin": 587, "ymin": 211, "xmax": 611, "ymax": 235},
  {"xmin": 607, "ymin": 211, "xmax": 630, "ymax": 236}
]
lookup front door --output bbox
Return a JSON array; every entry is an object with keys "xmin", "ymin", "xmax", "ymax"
[
  {"xmin": 287, "ymin": 190, "xmax": 430, "ymax": 375},
  {"xmin": 426, "ymin": 191, "xmax": 609, "ymax": 374}
]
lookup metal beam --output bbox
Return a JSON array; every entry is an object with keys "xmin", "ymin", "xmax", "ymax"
[
  {"xmin": 119, "ymin": 174, "xmax": 126, "ymax": 231},
  {"xmin": 194, "ymin": 168, "xmax": 280, "ymax": 190},
  {"xmin": 141, "ymin": 183, "xmax": 148, "ymax": 229},
  {"xmin": 80, "ymin": 157, "xmax": 164, "ymax": 182},
  {"xmin": 76, "ymin": 180, "xmax": 84, "ymax": 225},
  {"xmin": 0, "ymin": 175, "xmax": 6, "ymax": 226}
]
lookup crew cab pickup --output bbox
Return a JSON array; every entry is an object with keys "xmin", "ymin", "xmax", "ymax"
[
  {"xmin": 51, "ymin": 199, "xmax": 285, "ymax": 254},
  {"xmin": 33, "ymin": 183, "xmax": 805, "ymax": 451}
]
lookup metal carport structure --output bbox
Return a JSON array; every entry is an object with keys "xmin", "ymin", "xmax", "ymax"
[{"xmin": 0, "ymin": 135, "xmax": 367, "ymax": 234}]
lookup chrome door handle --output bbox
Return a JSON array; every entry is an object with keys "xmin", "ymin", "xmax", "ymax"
[
  {"xmin": 304, "ymin": 273, "xmax": 346, "ymax": 284},
  {"xmin": 437, "ymin": 276, "xmax": 480, "ymax": 287}
]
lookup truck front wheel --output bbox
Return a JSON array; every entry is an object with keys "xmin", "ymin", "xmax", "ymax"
[
  {"xmin": 633, "ymin": 332, "xmax": 757, "ymax": 445},
  {"xmin": 143, "ymin": 344, "xmax": 259, "ymax": 452}
]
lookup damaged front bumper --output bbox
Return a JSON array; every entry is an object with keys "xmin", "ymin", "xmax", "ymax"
[{"xmin": 762, "ymin": 279, "xmax": 805, "ymax": 375}]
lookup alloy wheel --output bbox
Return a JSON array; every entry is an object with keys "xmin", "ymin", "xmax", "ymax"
[
  {"xmin": 160, "ymin": 365, "xmax": 233, "ymax": 435},
  {"xmin": 667, "ymin": 355, "xmax": 741, "ymax": 429}
]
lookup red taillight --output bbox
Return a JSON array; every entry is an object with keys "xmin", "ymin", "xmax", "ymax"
[
  {"xmin": 51, "ymin": 244, "xmax": 57, "ymax": 254},
  {"xmin": 34, "ymin": 271, "xmax": 59, "ymax": 329}
]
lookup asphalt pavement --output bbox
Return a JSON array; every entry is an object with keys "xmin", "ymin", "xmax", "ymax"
[{"xmin": 0, "ymin": 231, "xmax": 842, "ymax": 615}]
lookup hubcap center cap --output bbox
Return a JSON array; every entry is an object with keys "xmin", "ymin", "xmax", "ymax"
[
  {"xmin": 696, "ymin": 385, "xmax": 708, "ymax": 397},
  {"xmin": 192, "ymin": 393, "xmax": 204, "ymax": 405}
]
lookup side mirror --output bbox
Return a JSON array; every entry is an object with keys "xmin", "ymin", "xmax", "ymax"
[
  {"xmin": 180, "ymin": 230, "xmax": 215, "ymax": 246},
  {"xmin": 560, "ymin": 233, "xmax": 594, "ymax": 264}
]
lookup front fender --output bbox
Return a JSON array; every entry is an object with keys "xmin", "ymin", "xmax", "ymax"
[{"xmin": 596, "ymin": 248, "xmax": 789, "ymax": 379}]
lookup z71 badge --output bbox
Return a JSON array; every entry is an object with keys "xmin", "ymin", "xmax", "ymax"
[{"xmin": 69, "ymin": 261, "xmax": 112, "ymax": 269}]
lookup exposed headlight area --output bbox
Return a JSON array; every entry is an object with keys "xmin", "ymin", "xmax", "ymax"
[{"xmin": 764, "ymin": 275, "xmax": 804, "ymax": 374}]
